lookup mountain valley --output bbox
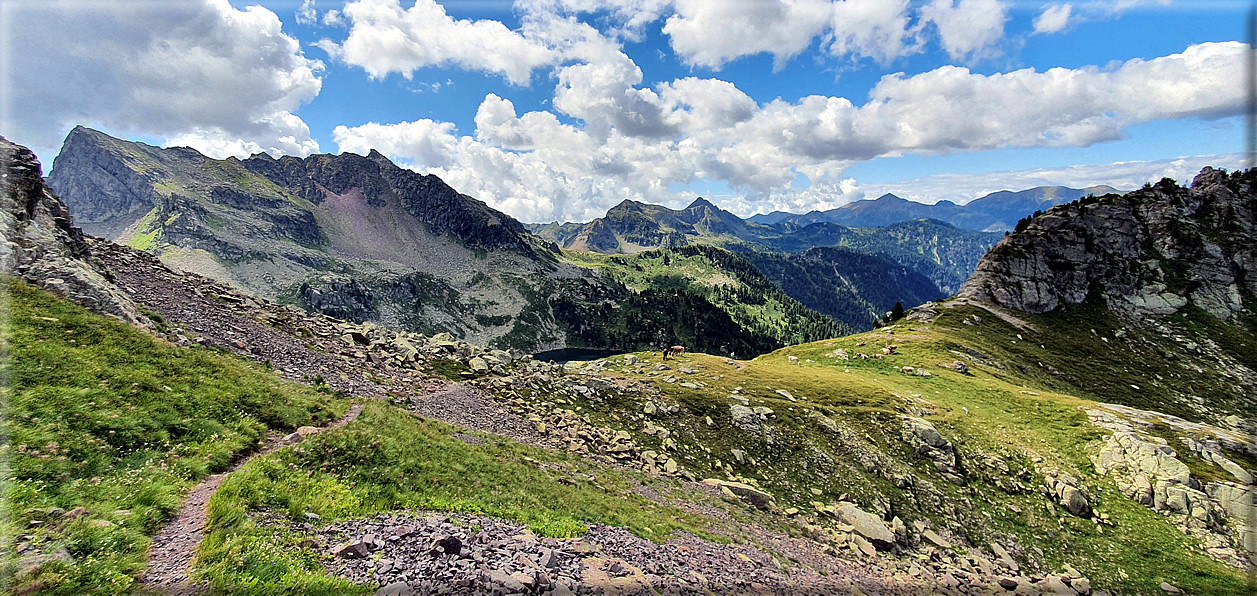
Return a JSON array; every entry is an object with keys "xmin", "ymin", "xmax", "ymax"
[{"xmin": 4, "ymin": 131, "xmax": 1255, "ymax": 596}]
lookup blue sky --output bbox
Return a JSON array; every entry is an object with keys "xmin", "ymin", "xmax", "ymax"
[{"xmin": 3, "ymin": 0, "xmax": 1252, "ymax": 222}]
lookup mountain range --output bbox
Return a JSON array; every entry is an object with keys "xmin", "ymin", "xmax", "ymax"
[
  {"xmin": 6, "ymin": 128, "xmax": 1256, "ymax": 595},
  {"xmin": 44, "ymin": 127, "xmax": 846, "ymax": 355},
  {"xmin": 750, "ymin": 185, "xmax": 1122, "ymax": 232},
  {"xmin": 37, "ymin": 126, "xmax": 1132, "ymax": 350}
]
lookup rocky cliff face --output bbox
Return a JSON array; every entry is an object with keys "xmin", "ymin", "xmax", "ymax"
[
  {"xmin": 1, "ymin": 135, "xmax": 144, "ymax": 324},
  {"xmin": 240, "ymin": 149, "xmax": 536, "ymax": 256},
  {"xmin": 43, "ymin": 126, "xmax": 167, "ymax": 238},
  {"xmin": 960, "ymin": 167, "xmax": 1255, "ymax": 323}
]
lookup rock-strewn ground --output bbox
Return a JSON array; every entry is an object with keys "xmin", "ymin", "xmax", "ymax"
[{"xmin": 265, "ymin": 510, "xmax": 944, "ymax": 595}]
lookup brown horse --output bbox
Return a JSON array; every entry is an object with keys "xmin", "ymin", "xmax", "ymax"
[{"xmin": 662, "ymin": 345, "xmax": 685, "ymax": 360}]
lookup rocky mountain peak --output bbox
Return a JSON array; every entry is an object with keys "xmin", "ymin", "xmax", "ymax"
[
  {"xmin": 46, "ymin": 126, "xmax": 168, "ymax": 237},
  {"xmin": 959, "ymin": 167, "xmax": 1255, "ymax": 323},
  {"xmin": 686, "ymin": 197, "xmax": 716, "ymax": 210}
]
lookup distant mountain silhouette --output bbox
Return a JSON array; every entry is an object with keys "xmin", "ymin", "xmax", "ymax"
[{"xmin": 749, "ymin": 185, "xmax": 1122, "ymax": 232}]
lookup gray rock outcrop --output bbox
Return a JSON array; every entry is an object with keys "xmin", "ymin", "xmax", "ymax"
[
  {"xmin": 1087, "ymin": 404, "xmax": 1255, "ymax": 567},
  {"xmin": 1, "ymin": 135, "xmax": 144, "ymax": 324},
  {"xmin": 960, "ymin": 168, "xmax": 1255, "ymax": 323},
  {"xmin": 900, "ymin": 416, "xmax": 963, "ymax": 482}
]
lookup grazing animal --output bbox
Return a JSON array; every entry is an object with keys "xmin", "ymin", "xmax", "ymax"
[
  {"xmin": 669, "ymin": 345, "xmax": 685, "ymax": 358},
  {"xmin": 787, "ymin": 355, "xmax": 800, "ymax": 366}
]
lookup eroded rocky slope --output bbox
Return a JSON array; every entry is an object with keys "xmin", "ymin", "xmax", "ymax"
[{"xmin": 1, "ymin": 135, "xmax": 143, "ymax": 324}]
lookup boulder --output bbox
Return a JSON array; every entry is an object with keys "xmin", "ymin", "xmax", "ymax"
[
  {"xmin": 900, "ymin": 416, "xmax": 960, "ymax": 477},
  {"xmin": 703, "ymin": 479, "xmax": 775, "ymax": 510},
  {"xmin": 835, "ymin": 503, "xmax": 894, "ymax": 549},
  {"xmin": 468, "ymin": 357, "xmax": 490, "ymax": 373},
  {"xmin": 334, "ymin": 541, "xmax": 370, "ymax": 558},
  {"xmin": 1059, "ymin": 485, "xmax": 1091, "ymax": 517},
  {"xmin": 730, "ymin": 405, "xmax": 760, "ymax": 432}
]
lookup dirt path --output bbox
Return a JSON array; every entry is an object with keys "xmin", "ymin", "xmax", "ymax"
[{"xmin": 138, "ymin": 403, "xmax": 365, "ymax": 595}]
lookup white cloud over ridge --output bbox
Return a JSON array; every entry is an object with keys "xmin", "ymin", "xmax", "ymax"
[
  {"xmin": 5, "ymin": 0, "xmax": 323, "ymax": 160},
  {"xmin": 336, "ymin": 39, "xmax": 1247, "ymax": 223}
]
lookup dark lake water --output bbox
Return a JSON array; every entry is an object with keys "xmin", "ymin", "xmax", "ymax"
[{"xmin": 532, "ymin": 348, "xmax": 625, "ymax": 363}]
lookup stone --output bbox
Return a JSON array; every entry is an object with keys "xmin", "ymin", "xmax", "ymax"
[
  {"xmin": 900, "ymin": 416, "xmax": 959, "ymax": 476},
  {"xmin": 1060, "ymin": 485, "xmax": 1091, "ymax": 517},
  {"xmin": 991, "ymin": 542, "xmax": 1019, "ymax": 572},
  {"xmin": 334, "ymin": 541, "xmax": 370, "ymax": 558},
  {"xmin": 1160, "ymin": 582, "xmax": 1180, "ymax": 593},
  {"xmin": 835, "ymin": 503, "xmax": 894, "ymax": 549},
  {"xmin": 730, "ymin": 449, "xmax": 746, "ymax": 464},
  {"xmin": 730, "ymin": 405, "xmax": 760, "ymax": 432},
  {"xmin": 663, "ymin": 458, "xmax": 679, "ymax": 474},
  {"xmin": 375, "ymin": 581, "xmax": 414, "ymax": 596},
  {"xmin": 468, "ymin": 357, "xmax": 489, "ymax": 373},
  {"xmin": 488, "ymin": 569, "xmax": 526, "ymax": 592},
  {"xmin": 775, "ymin": 389, "xmax": 796, "ymax": 401},
  {"xmin": 853, "ymin": 534, "xmax": 876, "ymax": 557},
  {"xmin": 1046, "ymin": 576, "xmax": 1077, "ymax": 595},
  {"xmin": 921, "ymin": 529, "xmax": 951, "ymax": 548},
  {"xmin": 624, "ymin": 354, "xmax": 639, "ymax": 364},
  {"xmin": 703, "ymin": 479, "xmax": 775, "ymax": 510},
  {"xmin": 998, "ymin": 577, "xmax": 1019, "ymax": 590},
  {"xmin": 434, "ymin": 535, "xmax": 462, "ymax": 555}
]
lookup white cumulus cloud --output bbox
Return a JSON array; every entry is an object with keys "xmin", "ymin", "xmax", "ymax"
[
  {"xmin": 333, "ymin": 40, "xmax": 1247, "ymax": 223},
  {"xmin": 919, "ymin": 0, "xmax": 1009, "ymax": 62},
  {"xmin": 662, "ymin": 0, "xmax": 835, "ymax": 69},
  {"xmin": 6, "ymin": 0, "xmax": 323, "ymax": 160},
  {"xmin": 331, "ymin": 0, "xmax": 558, "ymax": 85},
  {"xmin": 1033, "ymin": 3, "xmax": 1073, "ymax": 34}
]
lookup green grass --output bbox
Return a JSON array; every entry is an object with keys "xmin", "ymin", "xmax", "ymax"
[
  {"xmin": 1, "ymin": 278, "xmax": 348, "ymax": 595},
  {"xmin": 197, "ymin": 401, "xmax": 719, "ymax": 593},
  {"xmin": 521, "ymin": 311, "xmax": 1250, "ymax": 594},
  {"xmin": 124, "ymin": 208, "xmax": 164, "ymax": 251}
]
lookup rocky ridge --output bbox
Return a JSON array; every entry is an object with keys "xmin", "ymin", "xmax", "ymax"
[
  {"xmin": 960, "ymin": 167, "xmax": 1255, "ymax": 323},
  {"xmin": 0, "ymin": 135, "xmax": 144, "ymax": 325}
]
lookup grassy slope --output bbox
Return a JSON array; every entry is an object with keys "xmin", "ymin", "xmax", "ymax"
[
  {"xmin": 7, "ymin": 273, "xmax": 1249, "ymax": 594},
  {"xmin": 1, "ymin": 279, "xmax": 348, "ymax": 595},
  {"xmin": 197, "ymin": 401, "xmax": 732, "ymax": 594},
  {"xmin": 516, "ymin": 301, "xmax": 1249, "ymax": 594}
]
